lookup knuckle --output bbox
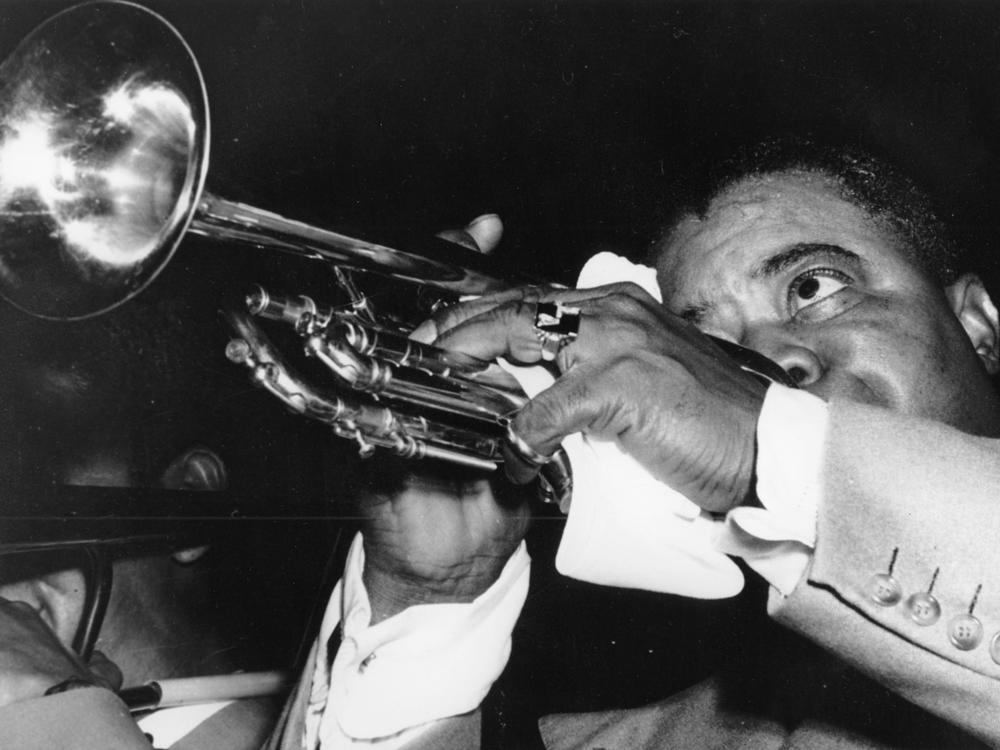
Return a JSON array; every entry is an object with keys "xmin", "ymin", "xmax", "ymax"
[
  {"xmin": 435, "ymin": 305, "xmax": 466, "ymax": 332},
  {"xmin": 615, "ymin": 281, "xmax": 653, "ymax": 301},
  {"xmin": 602, "ymin": 290, "xmax": 647, "ymax": 321},
  {"xmin": 519, "ymin": 379, "xmax": 588, "ymax": 437},
  {"xmin": 501, "ymin": 299, "xmax": 532, "ymax": 327}
]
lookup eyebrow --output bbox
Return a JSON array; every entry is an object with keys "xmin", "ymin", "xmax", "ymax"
[
  {"xmin": 676, "ymin": 242, "xmax": 861, "ymax": 325},
  {"xmin": 750, "ymin": 243, "xmax": 860, "ymax": 279}
]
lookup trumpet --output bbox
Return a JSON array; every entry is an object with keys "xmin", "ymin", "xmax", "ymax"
[
  {"xmin": 0, "ymin": 0, "xmax": 581, "ymax": 505},
  {"xmin": 0, "ymin": 2, "xmax": 793, "ymax": 511}
]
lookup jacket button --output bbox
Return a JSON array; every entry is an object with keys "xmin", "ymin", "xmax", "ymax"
[
  {"xmin": 869, "ymin": 573, "xmax": 902, "ymax": 606},
  {"xmin": 948, "ymin": 614, "xmax": 983, "ymax": 651},
  {"xmin": 990, "ymin": 632, "xmax": 1000, "ymax": 665},
  {"xmin": 905, "ymin": 592, "xmax": 941, "ymax": 625}
]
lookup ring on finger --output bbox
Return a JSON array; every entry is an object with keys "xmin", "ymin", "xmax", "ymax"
[
  {"xmin": 504, "ymin": 423, "xmax": 553, "ymax": 467},
  {"xmin": 533, "ymin": 301, "xmax": 581, "ymax": 362}
]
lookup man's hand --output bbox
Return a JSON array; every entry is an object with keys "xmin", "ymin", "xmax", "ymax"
[
  {"xmin": 0, "ymin": 597, "xmax": 121, "ymax": 708},
  {"xmin": 428, "ymin": 282, "xmax": 769, "ymax": 513},
  {"xmin": 357, "ymin": 214, "xmax": 531, "ymax": 625},
  {"xmin": 358, "ymin": 467, "xmax": 531, "ymax": 624}
]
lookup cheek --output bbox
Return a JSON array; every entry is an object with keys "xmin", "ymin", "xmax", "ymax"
[
  {"xmin": 804, "ymin": 301, "xmax": 952, "ymax": 412},
  {"xmin": 817, "ymin": 299, "xmax": 970, "ymax": 421}
]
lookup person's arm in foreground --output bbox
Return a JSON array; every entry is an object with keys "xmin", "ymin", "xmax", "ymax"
[
  {"xmin": 0, "ymin": 598, "xmax": 150, "ymax": 749},
  {"xmin": 271, "ymin": 217, "xmax": 532, "ymax": 750}
]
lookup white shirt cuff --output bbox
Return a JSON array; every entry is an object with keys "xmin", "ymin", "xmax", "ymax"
[
  {"xmin": 309, "ymin": 532, "xmax": 530, "ymax": 747},
  {"xmin": 720, "ymin": 384, "xmax": 828, "ymax": 595}
]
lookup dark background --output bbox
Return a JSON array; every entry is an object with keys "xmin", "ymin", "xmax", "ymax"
[
  {"xmin": 3, "ymin": 0, "xmax": 1000, "ymax": 281},
  {"xmin": 1, "ymin": 1, "xmax": 999, "ymax": 745}
]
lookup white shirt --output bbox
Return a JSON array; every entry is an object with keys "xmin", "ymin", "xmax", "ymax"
[
  {"xmin": 304, "ymin": 535, "xmax": 530, "ymax": 749},
  {"xmin": 303, "ymin": 383, "xmax": 827, "ymax": 748}
]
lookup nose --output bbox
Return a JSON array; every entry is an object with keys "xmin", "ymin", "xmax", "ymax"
[{"xmin": 742, "ymin": 328, "xmax": 824, "ymax": 387}]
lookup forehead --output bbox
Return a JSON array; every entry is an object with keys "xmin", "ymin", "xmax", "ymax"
[{"xmin": 655, "ymin": 171, "xmax": 911, "ymax": 308}]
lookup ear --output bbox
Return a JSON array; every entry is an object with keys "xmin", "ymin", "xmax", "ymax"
[
  {"xmin": 161, "ymin": 447, "xmax": 227, "ymax": 564},
  {"xmin": 160, "ymin": 447, "xmax": 228, "ymax": 492},
  {"xmin": 945, "ymin": 273, "xmax": 1000, "ymax": 375}
]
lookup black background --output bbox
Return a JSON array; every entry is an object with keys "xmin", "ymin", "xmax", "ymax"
[{"xmin": 4, "ymin": 0, "xmax": 1000, "ymax": 280}]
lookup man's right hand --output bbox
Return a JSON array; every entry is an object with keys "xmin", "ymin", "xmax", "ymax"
[{"xmin": 0, "ymin": 597, "xmax": 121, "ymax": 707}]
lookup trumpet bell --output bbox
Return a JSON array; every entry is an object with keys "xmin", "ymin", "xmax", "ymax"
[{"xmin": 0, "ymin": 1, "xmax": 208, "ymax": 320}]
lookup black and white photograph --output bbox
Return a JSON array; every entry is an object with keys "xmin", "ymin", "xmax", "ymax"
[{"xmin": 0, "ymin": 1, "xmax": 998, "ymax": 748}]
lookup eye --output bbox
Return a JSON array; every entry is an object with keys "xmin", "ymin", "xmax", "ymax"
[{"xmin": 787, "ymin": 268, "xmax": 853, "ymax": 315}]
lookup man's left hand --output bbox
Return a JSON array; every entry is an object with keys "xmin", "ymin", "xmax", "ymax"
[{"xmin": 429, "ymin": 283, "xmax": 768, "ymax": 513}]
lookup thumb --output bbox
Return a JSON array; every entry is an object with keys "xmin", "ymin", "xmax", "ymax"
[
  {"xmin": 435, "ymin": 214, "xmax": 504, "ymax": 254},
  {"xmin": 86, "ymin": 650, "xmax": 123, "ymax": 691},
  {"xmin": 463, "ymin": 214, "xmax": 503, "ymax": 254}
]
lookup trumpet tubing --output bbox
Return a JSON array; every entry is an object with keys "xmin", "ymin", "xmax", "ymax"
[
  {"xmin": 0, "ymin": 0, "xmax": 574, "ymax": 502},
  {"xmin": 0, "ymin": 2, "xmax": 794, "ymax": 513}
]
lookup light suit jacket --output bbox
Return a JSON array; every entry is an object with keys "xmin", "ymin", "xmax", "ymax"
[{"xmin": 540, "ymin": 399, "xmax": 1000, "ymax": 749}]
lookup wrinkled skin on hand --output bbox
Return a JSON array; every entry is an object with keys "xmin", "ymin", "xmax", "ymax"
[
  {"xmin": 0, "ymin": 597, "xmax": 121, "ymax": 707},
  {"xmin": 356, "ymin": 215, "xmax": 531, "ymax": 624},
  {"xmin": 357, "ymin": 464, "xmax": 531, "ymax": 624},
  {"xmin": 427, "ymin": 282, "xmax": 768, "ymax": 513}
]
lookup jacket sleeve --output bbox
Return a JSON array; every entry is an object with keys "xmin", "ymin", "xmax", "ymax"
[
  {"xmin": 0, "ymin": 687, "xmax": 153, "ymax": 749},
  {"xmin": 768, "ymin": 399, "xmax": 1000, "ymax": 747}
]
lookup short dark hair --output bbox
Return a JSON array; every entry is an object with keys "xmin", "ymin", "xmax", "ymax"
[{"xmin": 651, "ymin": 138, "xmax": 965, "ymax": 285}]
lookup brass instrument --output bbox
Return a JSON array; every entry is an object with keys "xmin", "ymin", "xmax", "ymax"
[
  {"xmin": 0, "ymin": 0, "xmax": 799, "ymax": 528},
  {"xmin": 0, "ymin": 0, "xmax": 796, "ymax": 513},
  {"xmin": 0, "ymin": 0, "xmax": 576, "ymax": 505}
]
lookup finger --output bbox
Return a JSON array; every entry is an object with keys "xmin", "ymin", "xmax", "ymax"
[
  {"xmin": 86, "ymin": 650, "xmax": 123, "ymax": 691},
  {"xmin": 431, "ymin": 286, "xmax": 541, "ymax": 341},
  {"xmin": 434, "ymin": 214, "xmax": 503, "ymax": 254},
  {"xmin": 434, "ymin": 292, "xmax": 620, "ymax": 365},
  {"xmin": 410, "ymin": 285, "xmax": 542, "ymax": 344},
  {"xmin": 503, "ymin": 363, "xmax": 611, "ymax": 484},
  {"xmin": 435, "ymin": 297, "xmax": 543, "ymax": 363},
  {"xmin": 436, "ymin": 281, "xmax": 660, "ymax": 343},
  {"xmin": 414, "ymin": 281, "xmax": 658, "ymax": 349}
]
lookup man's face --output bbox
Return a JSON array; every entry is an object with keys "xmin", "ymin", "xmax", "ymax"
[{"xmin": 655, "ymin": 170, "xmax": 1000, "ymax": 435}]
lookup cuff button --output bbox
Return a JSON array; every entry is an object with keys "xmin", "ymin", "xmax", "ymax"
[
  {"xmin": 905, "ymin": 592, "xmax": 941, "ymax": 626},
  {"xmin": 948, "ymin": 614, "xmax": 983, "ymax": 651},
  {"xmin": 869, "ymin": 573, "xmax": 902, "ymax": 606},
  {"xmin": 989, "ymin": 632, "xmax": 1000, "ymax": 665}
]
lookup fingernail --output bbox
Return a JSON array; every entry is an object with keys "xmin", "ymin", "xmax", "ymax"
[
  {"xmin": 409, "ymin": 321, "xmax": 437, "ymax": 344},
  {"xmin": 469, "ymin": 213, "xmax": 499, "ymax": 226}
]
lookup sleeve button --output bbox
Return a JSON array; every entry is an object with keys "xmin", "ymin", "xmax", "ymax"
[
  {"xmin": 989, "ymin": 632, "xmax": 1000, "ymax": 665},
  {"xmin": 948, "ymin": 614, "xmax": 983, "ymax": 651},
  {"xmin": 868, "ymin": 573, "xmax": 902, "ymax": 606},
  {"xmin": 905, "ymin": 591, "xmax": 941, "ymax": 625}
]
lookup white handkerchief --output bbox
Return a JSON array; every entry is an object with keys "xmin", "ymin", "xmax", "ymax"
[{"xmin": 501, "ymin": 252, "xmax": 744, "ymax": 598}]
